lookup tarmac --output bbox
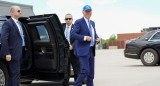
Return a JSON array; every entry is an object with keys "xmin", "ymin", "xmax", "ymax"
[{"xmin": 21, "ymin": 49, "xmax": 160, "ymax": 86}]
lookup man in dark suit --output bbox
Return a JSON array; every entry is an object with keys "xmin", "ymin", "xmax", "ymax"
[
  {"xmin": 1, "ymin": 6, "xmax": 25, "ymax": 86},
  {"xmin": 70, "ymin": 5, "xmax": 100, "ymax": 86},
  {"xmin": 62, "ymin": 14, "xmax": 81, "ymax": 82}
]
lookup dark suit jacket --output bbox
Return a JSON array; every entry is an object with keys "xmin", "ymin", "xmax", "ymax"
[
  {"xmin": 0, "ymin": 18, "xmax": 23, "ymax": 61},
  {"xmin": 70, "ymin": 17, "xmax": 99, "ymax": 57},
  {"xmin": 62, "ymin": 23, "xmax": 75, "ymax": 48}
]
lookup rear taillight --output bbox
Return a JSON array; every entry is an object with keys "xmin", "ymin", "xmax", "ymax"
[{"xmin": 124, "ymin": 42, "xmax": 130, "ymax": 49}]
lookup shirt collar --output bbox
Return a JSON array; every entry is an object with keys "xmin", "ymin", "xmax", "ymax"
[
  {"xmin": 84, "ymin": 17, "xmax": 90, "ymax": 23},
  {"xmin": 66, "ymin": 24, "xmax": 72, "ymax": 28},
  {"xmin": 12, "ymin": 17, "xmax": 18, "ymax": 23}
]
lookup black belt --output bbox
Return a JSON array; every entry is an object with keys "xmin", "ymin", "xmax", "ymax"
[{"xmin": 22, "ymin": 46, "xmax": 26, "ymax": 50}]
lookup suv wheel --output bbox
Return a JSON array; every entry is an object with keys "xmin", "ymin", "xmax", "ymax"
[
  {"xmin": 0, "ymin": 61, "xmax": 9, "ymax": 86},
  {"xmin": 140, "ymin": 49, "xmax": 159, "ymax": 66}
]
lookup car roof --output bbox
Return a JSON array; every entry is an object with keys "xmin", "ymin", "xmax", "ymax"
[{"xmin": 138, "ymin": 30, "xmax": 160, "ymax": 40}]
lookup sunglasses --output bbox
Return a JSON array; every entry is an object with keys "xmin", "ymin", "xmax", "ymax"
[
  {"xmin": 17, "ymin": 10, "xmax": 21, "ymax": 13},
  {"xmin": 65, "ymin": 18, "xmax": 72, "ymax": 20}
]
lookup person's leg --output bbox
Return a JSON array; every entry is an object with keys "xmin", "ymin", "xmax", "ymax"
[
  {"xmin": 74, "ymin": 55, "xmax": 90, "ymax": 86},
  {"xmin": 87, "ymin": 48, "xmax": 95, "ymax": 86},
  {"xmin": 70, "ymin": 50, "xmax": 81, "ymax": 81},
  {"xmin": 7, "ymin": 60, "xmax": 20, "ymax": 86},
  {"xmin": 7, "ymin": 74, "xmax": 12, "ymax": 86}
]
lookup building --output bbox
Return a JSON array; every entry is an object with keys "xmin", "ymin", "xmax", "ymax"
[
  {"xmin": 117, "ymin": 32, "xmax": 146, "ymax": 41},
  {"xmin": 0, "ymin": 1, "xmax": 34, "ymax": 17},
  {"xmin": 108, "ymin": 32, "xmax": 146, "ymax": 49},
  {"xmin": 142, "ymin": 27, "xmax": 160, "ymax": 32}
]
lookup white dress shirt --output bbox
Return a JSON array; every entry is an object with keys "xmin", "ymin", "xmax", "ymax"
[
  {"xmin": 12, "ymin": 17, "xmax": 22, "ymax": 34},
  {"xmin": 83, "ymin": 17, "xmax": 95, "ymax": 46},
  {"xmin": 64, "ymin": 24, "xmax": 72, "ymax": 44}
]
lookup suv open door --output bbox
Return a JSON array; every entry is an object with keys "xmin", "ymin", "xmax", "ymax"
[
  {"xmin": 22, "ymin": 14, "xmax": 70, "ymax": 85},
  {"xmin": 0, "ymin": 14, "xmax": 70, "ymax": 86}
]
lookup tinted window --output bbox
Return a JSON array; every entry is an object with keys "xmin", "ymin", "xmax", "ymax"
[
  {"xmin": 36, "ymin": 25, "xmax": 49, "ymax": 40},
  {"xmin": 138, "ymin": 31, "xmax": 154, "ymax": 40},
  {"xmin": 151, "ymin": 32, "xmax": 160, "ymax": 40}
]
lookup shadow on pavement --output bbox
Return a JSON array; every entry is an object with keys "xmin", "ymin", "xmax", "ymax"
[
  {"xmin": 21, "ymin": 81, "xmax": 74, "ymax": 86},
  {"xmin": 122, "ymin": 65, "xmax": 160, "ymax": 67}
]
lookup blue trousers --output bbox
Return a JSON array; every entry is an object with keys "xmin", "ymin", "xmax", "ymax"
[
  {"xmin": 7, "ymin": 59, "xmax": 20, "ymax": 86},
  {"xmin": 74, "ymin": 47, "xmax": 94, "ymax": 86}
]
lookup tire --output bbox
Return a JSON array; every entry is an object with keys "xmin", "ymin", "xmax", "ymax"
[
  {"xmin": 140, "ymin": 49, "xmax": 159, "ymax": 66},
  {"xmin": 0, "ymin": 60, "xmax": 9, "ymax": 86}
]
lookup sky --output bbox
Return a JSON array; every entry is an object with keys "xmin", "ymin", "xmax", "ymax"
[{"xmin": 1, "ymin": 0, "xmax": 160, "ymax": 39}]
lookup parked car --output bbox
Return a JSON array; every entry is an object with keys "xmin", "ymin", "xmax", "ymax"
[
  {"xmin": 124, "ymin": 38, "xmax": 136, "ymax": 48},
  {"xmin": 0, "ymin": 14, "xmax": 70, "ymax": 86},
  {"xmin": 124, "ymin": 30, "xmax": 160, "ymax": 66}
]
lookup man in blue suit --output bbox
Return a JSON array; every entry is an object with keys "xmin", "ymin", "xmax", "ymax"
[
  {"xmin": 70, "ymin": 5, "xmax": 100, "ymax": 86},
  {"xmin": 1, "ymin": 6, "xmax": 25, "ymax": 86}
]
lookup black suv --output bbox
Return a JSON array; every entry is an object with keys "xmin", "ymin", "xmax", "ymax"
[{"xmin": 0, "ymin": 14, "xmax": 70, "ymax": 86}]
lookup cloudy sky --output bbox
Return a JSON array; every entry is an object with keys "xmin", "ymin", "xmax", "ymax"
[{"xmin": 1, "ymin": 0, "xmax": 160, "ymax": 39}]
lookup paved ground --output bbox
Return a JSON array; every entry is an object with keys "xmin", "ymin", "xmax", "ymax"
[{"xmin": 21, "ymin": 49, "xmax": 160, "ymax": 86}]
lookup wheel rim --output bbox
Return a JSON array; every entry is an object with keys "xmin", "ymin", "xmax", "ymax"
[
  {"xmin": 144, "ymin": 52, "xmax": 155, "ymax": 63},
  {"xmin": 0, "ymin": 68, "xmax": 5, "ymax": 86}
]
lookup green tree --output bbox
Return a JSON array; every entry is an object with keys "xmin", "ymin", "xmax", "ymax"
[
  {"xmin": 101, "ymin": 38, "xmax": 107, "ymax": 44},
  {"xmin": 108, "ymin": 34, "xmax": 117, "ymax": 41}
]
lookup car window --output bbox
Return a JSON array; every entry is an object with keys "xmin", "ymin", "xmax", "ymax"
[
  {"xmin": 150, "ymin": 32, "xmax": 160, "ymax": 40},
  {"xmin": 36, "ymin": 25, "xmax": 49, "ymax": 40},
  {"xmin": 138, "ymin": 31, "xmax": 156, "ymax": 41}
]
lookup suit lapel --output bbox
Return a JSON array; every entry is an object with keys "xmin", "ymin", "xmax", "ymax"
[
  {"xmin": 82, "ymin": 17, "xmax": 90, "ymax": 34},
  {"xmin": 64, "ymin": 23, "xmax": 73, "ymax": 33},
  {"xmin": 69, "ymin": 24, "xmax": 73, "ymax": 43},
  {"xmin": 70, "ymin": 24, "xmax": 73, "ymax": 33},
  {"xmin": 10, "ymin": 18, "xmax": 21, "ymax": 36}
]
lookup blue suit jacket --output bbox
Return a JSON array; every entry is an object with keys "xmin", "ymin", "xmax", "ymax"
[
  {"xmin": 0, "ymin": 18, "xmax": 23, "ymax": 61},
  {"xmin": 70, "ymin": 17, "xmax": 99, "ymax": 57}
]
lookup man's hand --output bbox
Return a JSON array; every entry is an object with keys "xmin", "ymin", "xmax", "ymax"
[
  {"xmin": 86, "ymin": 36, "xmax": 92, "ymax": 41},
  {"xmin": 96, "ymin": 38, "xmax": 100, "ymax": 43},
  {"xmin": 6, "ymin": 54, "xmax": 11, "ymax": 61},
  {"xmin": 69, "ymin": 45, "xmax": 73, "ymax": 50}
]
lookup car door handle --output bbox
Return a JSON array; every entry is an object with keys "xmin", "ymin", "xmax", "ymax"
[{"xmin": 41, "ymin": 47, "xmax": 46, "ymax": 54}]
